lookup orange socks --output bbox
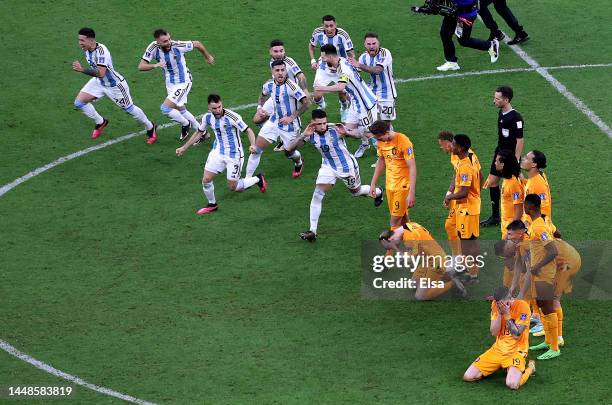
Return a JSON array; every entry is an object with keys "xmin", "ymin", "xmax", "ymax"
[
  {"xmin": 555, "ymin": 306, "xmax": 563, "ymax": 337},
  {"xmin": 543, "ymin": 313, "xmax": 559, "ymax": 351}
]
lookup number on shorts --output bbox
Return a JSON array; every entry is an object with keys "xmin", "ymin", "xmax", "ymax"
[
  {"xmin": 382, "ymin": 105, "xmax": 394, "ymax": 116},
  {"xmin": 113, "ymin": 98, "xmax": 127, "ymax": 107},
  {"xmin": 394, "ymin": 201, "xmax": 400, "ymax": 210},
  {"xmin": 513, "ymin": 358, "xmax": 521, "ymax": 366},
  {"xmin": 232, "ymin": 164, "xmax": 240, "ymax": 175},
  {"xmin": 347, "ymin": 177, "xmax": 356, "ymax": 186},
  {"xmin": 360, "ymin": 116, "xmax": 371, "ymax": 127},
  {"xmin": 174, "ymin": 89, "xmax": 182, "ymax": 97}
]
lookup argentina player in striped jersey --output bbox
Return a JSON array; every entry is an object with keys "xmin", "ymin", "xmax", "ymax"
[
  {"xmin": 72, "ymin": 28, "xmax": 157, "ymax": 143},
  {"xmin": 308, "ymin": 15, "xmax": 354, "ymax": 120},
  {"xmin": 314, "ymin": 44, "xmax": 379, "ymax": 157},
  {"xmin": 349, "ymin": 32, "xmax": 397, "ymax": 158},
  {"xmin": 176, "ymin": 94, "xmax": 266, "ymax": 215},
  {"xmin": 286, "ymin": 109, "xmax": 384, "ymax": 242},
  {"xmin": 138, "ymin": 29, "xmax": 214, "ymax": 141},
  {"xmin": 259, "ymin": 39, "xmax": 310, "ymax": 152},
  {"xmin": 247, "ymin": 60, "xmax": 311, "ymax": 179}
]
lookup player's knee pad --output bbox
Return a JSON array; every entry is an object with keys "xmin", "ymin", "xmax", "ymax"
[
  {"xmin": 160, "ymin": 104, "xmax": 172, "ymax": 115},
  {"xmin": 74, "ymin": 99, "xmax": 86, "ymax": 110}
]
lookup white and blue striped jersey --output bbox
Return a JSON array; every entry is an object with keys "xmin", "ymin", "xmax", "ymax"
[
  {"xmin": 308, "ymin": 125, "xmax": 358, "ymax": 174},
  {"xmin": 261, "ymin": 79, "xmax": 307, "ymax": 132},
  {"xmin": 269, "ymin": 56, "xmax": 303, "ymax": 83},
  {"xmin": 84, "ymin": 43, "xmax": 125, "ymax": 87},
  {"xmin": 310, "ymin": 27, "xmax": 353, "ymax": 71},
  {"xmin": 337, "ymin": 59, "xmax": 378, "ymax": 113},
  {"xmin": 142, "ymin": 40, "xmax": 194, "ymax": 85},
  {"xmin": 358, "ymin": 48, "xmax": 397, "ymax": 102},
  {"xmin": 198, "ymin": 109, "xmax": 248, "ymax": 159}
]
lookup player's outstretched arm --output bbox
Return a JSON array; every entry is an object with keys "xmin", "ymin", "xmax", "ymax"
[
  {"xmin": 308, "ymin": 44, "xmax": 317, "ymax": 70},
  {"xmin": 176, "ymin": 131, "xmax": 205, "ymax": 156},
  {"xmin": 193, "ymin": 40, "xmax": 215, "ymax": 65},
  {"xmin": 349, "ymin": 57, "xmax": 383, "ymax": 74},
  {"xmin": 72, "ymin": 61, "xmax": 106, "ymax": 78},
  {"xmin": 296, "ymin": 73, "xmax": 310, "ymax": 94},
  {"xmin": 244, "ymin": 128, "xmax": 257, "ymax": 154},
  {"xmin": 138, "ymin": 59, "xmax": 164, "ymax": 71},
  {"xmin": 314, "ymin": 82, "xmax": 346, "ymax": 94}
]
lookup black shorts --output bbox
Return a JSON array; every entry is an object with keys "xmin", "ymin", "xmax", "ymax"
[{"xmin": 489, "ymin": 149, "xmax": 501, "ymax": 176}]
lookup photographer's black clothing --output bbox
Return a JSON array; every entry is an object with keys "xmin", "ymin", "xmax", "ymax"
[
  {"xmin": 440, "ymin": 15, "xmax": 491, "ymax": 62},
  {"xmin": 479, "ymin": 0, "xmax": 523, "ymax": 35}
]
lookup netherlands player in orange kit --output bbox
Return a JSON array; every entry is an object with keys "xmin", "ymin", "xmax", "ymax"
[
  {"xmin": 519, "ymin": 194, "xmax": 561, "ymax": 360},
  {"xmin": 379, "ymin": 222, "xmax": 466, "ymax": 300},
  {"xmin": 443, "ymin": 134, "xmax": 482, "ymax": 282},
  {"xmin": 521, "ymin": 150, "xmax": 552, "ymax": 220},
  {"xmin": 495, "ymin": 149, "xmax": 524, "ymax": 238},
  {"xmin": 369, "ymin": 120, "xmax": 416, "ymax": 230},
  {"xmin": 463, "ymin": 286, "xmax": 535, "ymax": 390}
]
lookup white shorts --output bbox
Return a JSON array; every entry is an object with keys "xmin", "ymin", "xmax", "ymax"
[
  {"xmin": 204, "ymin": 148, "xmax": 244, "ymax": 181},
  {"xmin": 316, "ymin": 160, "xmax": 361, "ymax": 189},
  {"xmin": 314, "ymin": 64, "xmax": 341, "ymax": 87},
  {"xmin": 345, "ymin": 103, "xmax": 377, "ymax": 128},
  {"xmin": 166, "ymin": 81, "xmax": 192, "ymax": 107},
  {"xmin": 259, "ymin": 121, "xmax": 300, "ymax": 145},
  {"xmin": 81, "ymin": 78, "xmax": 134, "ymax": 109},
  {"xmin": 377, "ymin": 99, "xmax": 397, "ymax": 121}
]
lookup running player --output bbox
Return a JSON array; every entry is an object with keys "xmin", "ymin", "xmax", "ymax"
[
  {"xmin": 463, "ymin": 286, "xmax": 535, "ymax": 390},
  {"xmin": 72, "ymin": 28, "xmax": 157, "ymax": 143},
  {"xmin": 350, "ymin": 32, "xmax": 397, "ymax": 158},
  {"xmin": 314, "ymin": 44, "xmax": 378, "ymax": 149},
  {"xmin": 443, "ymin": 134, "xmax": 482, "ymax": 282},
  {"xmin": 286, "ymin": 109, "xmax": 383, "ymax": 242},
  {"xmin": 259, "ymin": 39, "xmax": 309, "ymax": 152},
  {"xmin": 309, "ymin": 15, "xmax": 354, "ymax": 119},
  {"xmin": 380, "ymin": 222, "xmax": 467, "ymax": 300},
  {"xmin": 369, "ymin": 121, "xmax": 416, "ymax": 230},
  {"xmin": 139, "ymin": 29, "xmax": 214, "ymax": 141},
  {"xmin": 175, "ymin": 94, "xmax": 265, "ymax": 215},
  {"xmin": 247, "ymin": 60, "xmax": 310, "ymax": 178}
]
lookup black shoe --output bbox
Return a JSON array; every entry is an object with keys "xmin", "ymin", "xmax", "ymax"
[
  {"xmin": 273, "ymin": 141, "xmax": 284, "ymax": 152},
  {"xmin": 374, "ymin": 187, "xmax": 384, "ymax": 207},
  {"xmin": 480, "ymin": 216, "xmax": 500, "ymax": 226},
  {"xmin": 299, "ymin": 230, "xmax": 317, "ymax": 242},
  {"xmin": 508, "ymin": 31, "xmax": 529, "ymax": 45},
  {"xmin": 180, "ymin": 124, "xmax": 191, "ymax": 141},
  {"xmin": 488, "ymin": 30, "xmax": 505, "ymax": 41}
]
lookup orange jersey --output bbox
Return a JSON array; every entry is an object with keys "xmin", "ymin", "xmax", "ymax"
[
  {"xmin": 490, "ymin": 299, "xmax": 531, "ymax": 356},
  {"xmin": 454, "ymin": 152, "xmax": 481, "ymax": 214},
  {"xmin": 525, "ymin": 172, "xmax": 552, "ymax": 218},
  {"xmin": 377, "ymin": 132, "xmax": 415, "ymax": 191},
  {"xmin": 525, "ymin": 216, "xmax": 557, "ymax": 275},
  {"xmin": 402, "ymin": 222, "xmax": 447, "ymax": 259},
  {"xmin": 501, "ymin": 175, "xmax": 524, "ymax": 223}
]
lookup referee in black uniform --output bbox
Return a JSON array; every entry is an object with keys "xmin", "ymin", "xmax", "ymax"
[{"xmin": 481, "ymin": 85, "xmax": 524, "ymax": 226}]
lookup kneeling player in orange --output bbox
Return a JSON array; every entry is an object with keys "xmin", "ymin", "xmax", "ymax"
[
  {"xmin": 379, "ymin": 222, "xmax": 466, "ymax": 300},
  {"xmin": 463, "ymin": 286, "xmax": 535, "ymax": 390}
]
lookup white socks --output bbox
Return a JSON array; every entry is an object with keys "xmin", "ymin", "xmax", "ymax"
[
  {"xmin": 310, "ymin": 189, "xmax": 326, "ymax": 233},
  {"xmin": 127, "ymin": 105, "xmax": 153, "ymax": 130},
  {"xmin": 202, "ymin": 182, "xmax": 216, "ymax": 204},
  {"xmin": 78, "ymin": 103, "xmax": 104, "ymax": 125},
  {"xmin": 180, "ymin": 109, "xmax": 199, "ymax": 128},
  {"xmin": 236, "ymin": 177, "xmax": 259, "ymax": 192},
  {"xmin": 246, "ymin": 151, "xmax": 262, "ymax": 178},
  {"xmin": 167, "ymin": 108, "xmax": 189, "ymax": 126}
]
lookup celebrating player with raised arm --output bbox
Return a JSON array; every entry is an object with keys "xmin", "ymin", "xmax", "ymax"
[
  {"xmin": 72, "ymin": 28, "xmax": 157, "ymax": 143},
  {"xmin": 176, "ymin": 94, "xmax": 265, "ymax": 215},
  {"xmin": 139, "ymin": 29, "xmax": 214, "ymax": 141},
  {"xmin": 286, "ymin": 109, "xmax": 383, "ymax": 242},
  {"xmin": 247, "ymin": 60, "xmax": 311, "ymax": 179}
]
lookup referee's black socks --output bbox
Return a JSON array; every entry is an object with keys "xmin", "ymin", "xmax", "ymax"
[{"xmin": 490, "ymin": 186, "xmax": 501, "ymax": 219}]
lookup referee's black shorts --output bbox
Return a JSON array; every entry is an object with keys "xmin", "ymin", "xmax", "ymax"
[{"xmin": 489, "ymin": 147, "xmax": 501, "ymax": 176}]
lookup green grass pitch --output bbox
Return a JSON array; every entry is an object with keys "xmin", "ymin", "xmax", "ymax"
[{"xmin": 1, "ymin": 0, "xmax": 611, "ymax": 403}]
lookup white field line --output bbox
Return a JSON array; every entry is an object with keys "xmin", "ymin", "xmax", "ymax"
[
  {"xmin": 498, "ymin": 30, "xmax": 612, "ymax": 138},
  {"xmin": 1, "ymin": 62, "xmax": 611, "ymax": 404},
  {"xmin": 0, "ymin": 339, "xmax": 157, "ymax": 405}
]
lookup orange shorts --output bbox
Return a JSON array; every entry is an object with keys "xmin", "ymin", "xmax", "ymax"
[
  {"xmin": 532, "ymin": 264, "xmax": 556, "ymax": 285},
  {"xmin": 554, "ymin": 258, "xmax": 581, "ymax": 299},
  {"xmin": 387, "ymin": 188, "xmax": 409, "ymax": 218},
  {"xmin": 473, "ymin": 347, "xmax": 527, "ymax": 376},
  {"xmin": 456, "ymin": 209, "xmax": 479, "ymax": 239}
]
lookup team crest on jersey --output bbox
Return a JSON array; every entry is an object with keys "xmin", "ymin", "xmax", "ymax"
[
  {"xmin": 539, "ymin": 193, "xmax": 546, "ymax": 200},
  {"xmin": 513, "ymin": 192, "xmax": 520, "ymax": 200},
  {"xmin": 540, "ymin": 232, "xmax": 549, "ymax": 241},
  {"xmin": 461, "ymin": 174, "xmax": 468, "ymax": 182},
  {"xmin": 145, "ymin": 51, "xmax": 151, "ymax": 58},
  {"xmin": 391, "ymin": 147, "xmax": 397, "ymax": 155},
  {"xmin": 406, "ymin": 147, "xmax": 413, "ymax": 155},
  {"xmin": 520, "ymin": 313, "xmax": 527, "ymax": 321}
]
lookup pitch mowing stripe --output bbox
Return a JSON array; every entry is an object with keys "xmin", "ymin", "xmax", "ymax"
[
  {"xmin": 0, "ymin": 340, "xmax": 157, "ymax": 405},
  {"xmin": 496, "ymin": 29, "xmax": 612, "ymax": 138}
]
